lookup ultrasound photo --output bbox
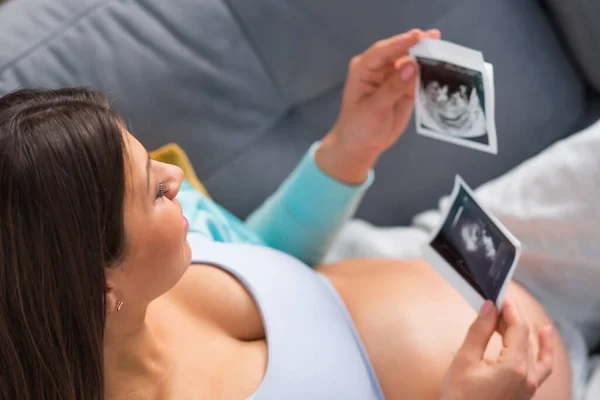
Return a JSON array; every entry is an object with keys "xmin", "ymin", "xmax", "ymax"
[
  {"xmin": 429, "ymin": 179, "xmax": 518, "ymax": 303},
  {"xmin": 416, "ymin": 56, "xmax": 488, "ymax": 143},
  {"xmin": 409, "ymin": 39, "xmax": 498, "ymax": 155}
]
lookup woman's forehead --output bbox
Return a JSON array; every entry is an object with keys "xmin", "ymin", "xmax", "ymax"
[
  {"xmin": 122, "ymin": 130, "xmax": 148, "ymax": 195},
  {"xmin": 123, "ymin": 131, "xmax": 148, "ymax": 165}
]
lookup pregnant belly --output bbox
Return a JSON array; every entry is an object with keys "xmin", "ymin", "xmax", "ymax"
[{"xmin": 317, "ymin": 259, "xmax": 572, "ymax": 400}]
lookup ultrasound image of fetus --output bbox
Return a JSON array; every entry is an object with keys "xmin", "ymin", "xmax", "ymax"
[
  {"xmin": 430, "ymin": 188, "xmax": 517, "ymax": 302},
  {"xmin": 417, "ymin": 58, "xmax": 488, "ymax": 139},
  {"xmin": 458, "ymin": 219, "xmax": 497, "ymax": 262}
]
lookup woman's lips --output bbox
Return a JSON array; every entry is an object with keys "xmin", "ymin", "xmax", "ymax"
[{"xmin": 183, "ymin": 215, "xmax": 189, "ymax": 233}]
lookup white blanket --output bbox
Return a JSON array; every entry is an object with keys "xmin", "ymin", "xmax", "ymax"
[{"xmin": 325, "ymin": 118, "xmax": 600, "ymax": 399}]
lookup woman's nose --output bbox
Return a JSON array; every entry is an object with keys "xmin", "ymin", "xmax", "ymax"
[{"xmin": 165, "ymin": 164, "xmax": 184, "ymax": 199}]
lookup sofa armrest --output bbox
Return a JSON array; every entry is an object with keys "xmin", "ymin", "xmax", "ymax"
[{"xmin": 545, "ymin": 0, "xmax": 600, "ymax": 93}]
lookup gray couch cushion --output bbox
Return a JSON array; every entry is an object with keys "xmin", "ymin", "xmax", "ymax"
[
  {"xmin": 0, "ymin": 0, "xmax": 285, "ymax": 177},
  {"xmin": 545, "ymin": 0, "xmax": 600, "ymax": 92},
  {"xmin": 0, "ymin": 0, "xmax": 591, "ymax": 225}
]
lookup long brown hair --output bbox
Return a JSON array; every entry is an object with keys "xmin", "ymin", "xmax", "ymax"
[{"xmin": 0, "ymin": 88, "xmax": 127, "ymax": 399}]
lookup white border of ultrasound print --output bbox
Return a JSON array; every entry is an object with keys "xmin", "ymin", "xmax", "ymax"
[
  {"xmin": 422, "ymin": 175, "xmax": 521, "ymax": 312},
  {"xmin": 409, "ymin": 40, "xmax": 498, "ymax": 155}
]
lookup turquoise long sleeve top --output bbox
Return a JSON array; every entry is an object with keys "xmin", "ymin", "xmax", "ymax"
[{"xmin": 178, "ymin": 142, "xmax": 374, "ymax": 266}]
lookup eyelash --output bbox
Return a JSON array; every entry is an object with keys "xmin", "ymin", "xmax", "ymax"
[{"xmin": 156, "ymin": 181, "xmax": 168, "ymax": 199}]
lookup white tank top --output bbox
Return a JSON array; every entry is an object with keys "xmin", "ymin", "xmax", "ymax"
[{"xmin": 187, "ymin": 233, "xmax": 385, "ymax": 400}]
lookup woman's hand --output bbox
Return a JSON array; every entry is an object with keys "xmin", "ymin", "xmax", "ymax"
[
  {"xmin": 315, "ymin": 28, "xmax": 441, "ymax": 184},
  {"xmin": 439, "ymin": 299, "xmax": 556, "ymax": 400}
]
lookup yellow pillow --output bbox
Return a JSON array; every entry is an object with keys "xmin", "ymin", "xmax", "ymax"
[{"xmin": 149, "ymin": 143, "xmax": 211, "ymax": 198}]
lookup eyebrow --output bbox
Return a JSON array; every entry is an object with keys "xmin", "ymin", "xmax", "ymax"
[{"xmin": 146, "ymin": 151, "xmax": 151, "ymax": 193}]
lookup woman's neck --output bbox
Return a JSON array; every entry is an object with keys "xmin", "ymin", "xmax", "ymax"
[{"xmin": 104, "ymin": 309, "xmax": 174, "ymax": 399}]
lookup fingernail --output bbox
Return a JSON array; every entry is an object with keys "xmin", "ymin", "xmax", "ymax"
[
  {"xmin": 401, "ymin": 64, "xmax": 415, "ymax": 81},
  {"xmin": 479, "ymin": 300, "xmax": 494, "ymax": 317}
]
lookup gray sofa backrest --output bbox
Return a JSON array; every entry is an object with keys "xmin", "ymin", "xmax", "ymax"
[
  {"xmin": 545, "ymin": 0, "xmax": 600, "ymax": 93},
  {"xmin": 0, "ymin": 0, "xmax": 597, "ymax": 225}
]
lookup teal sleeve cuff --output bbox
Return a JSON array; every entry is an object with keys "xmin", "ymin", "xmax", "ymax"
[
  {"xmin": 245, "ymin": 141, "xmax": 374, "ymax": 266},
  {"xmin": 282, "ymin": 141, "xmax": 374, "ymax": 224}
]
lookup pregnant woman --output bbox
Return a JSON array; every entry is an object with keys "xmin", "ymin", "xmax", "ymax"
[{"xmin": 0, "ymin": 30, "xmax": 570, "ymax": 400}]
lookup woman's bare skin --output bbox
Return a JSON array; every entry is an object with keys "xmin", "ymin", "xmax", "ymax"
[{"xmin": 134, "ymin": 258, "xmax": 571, "ymax": 400}]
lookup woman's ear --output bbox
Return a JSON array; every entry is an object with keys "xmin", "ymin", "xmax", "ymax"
[
  {"xmin": 105, "ymin": 284, "xmax": 118, "ymax": 316},
  {"xmin": 104, "ymin": 268, "xmax": 121, "ymax": 316}
]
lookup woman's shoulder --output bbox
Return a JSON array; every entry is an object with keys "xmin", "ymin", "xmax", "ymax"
[{"xmin": 158, "ymin": 263, "xmax": 266, "ymax": 341}]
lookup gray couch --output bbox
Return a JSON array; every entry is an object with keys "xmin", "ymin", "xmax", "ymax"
[{"xmin": 1, "ymin": 0, "xmax": 599, "ymax": 226}]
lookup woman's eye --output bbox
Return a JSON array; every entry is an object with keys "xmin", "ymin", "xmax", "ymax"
[{"xmin": 156, "ymin": 182, "xmax": 168, "ymax": 199}]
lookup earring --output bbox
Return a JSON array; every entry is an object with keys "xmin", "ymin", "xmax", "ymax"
[{"xmin": 115, "ymin": 300, "xmax": 123, "ymax": 312}]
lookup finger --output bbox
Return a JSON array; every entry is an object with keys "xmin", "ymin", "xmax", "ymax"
[
  {"xmin": 497, "ymin": 317, "xmax": 508, "ymax": 337},
  {"xmin": 369, "ymin": 56, "xmax": 417, "ymax": 109},
  {"xmin": 424, "ymin": 29, "xmax": 441, "ymax": 39},
  {"xmin": 527, "ymin": 328, "xmax": 537, "ymax": 390},
  {"xmin": 496, "ymin": 298, "xmax": 523, "ymax": 336},
  {"xmin": 392, "ymin": 31, "xmax": 438, "ymax": 70},
  {"xmin": 533, "ymin": 325, "xmax": 555, "ymax": 386},
  {"xmin": 513, "ymin": 300, "xmax": 537, "ymax": 379},
  {"xmin": 361, "ymin": 29, "xmax": 423, "ymax": 70},
  {"xmin": 390, "ymin": 95, "xmax": 415, "ymax": 136},
  {"xmin": 499, "ymin": 299, "xmax": 530, "ymax": 363},
  {"xmin": 357, "ymin": 65, "xmax": 396, "ymax": 90},
  {"xmin": 454, "ymin": 300, "xmax": 498, "ymax": 362},
  {"xmin": 394, "ymin": 64, "xmax": 418, "ymax": 98}
]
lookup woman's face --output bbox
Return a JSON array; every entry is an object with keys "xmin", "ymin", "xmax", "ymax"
[{"xmin": 106, "ymin": 130, "xmax": 191, "ymax": 307}]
